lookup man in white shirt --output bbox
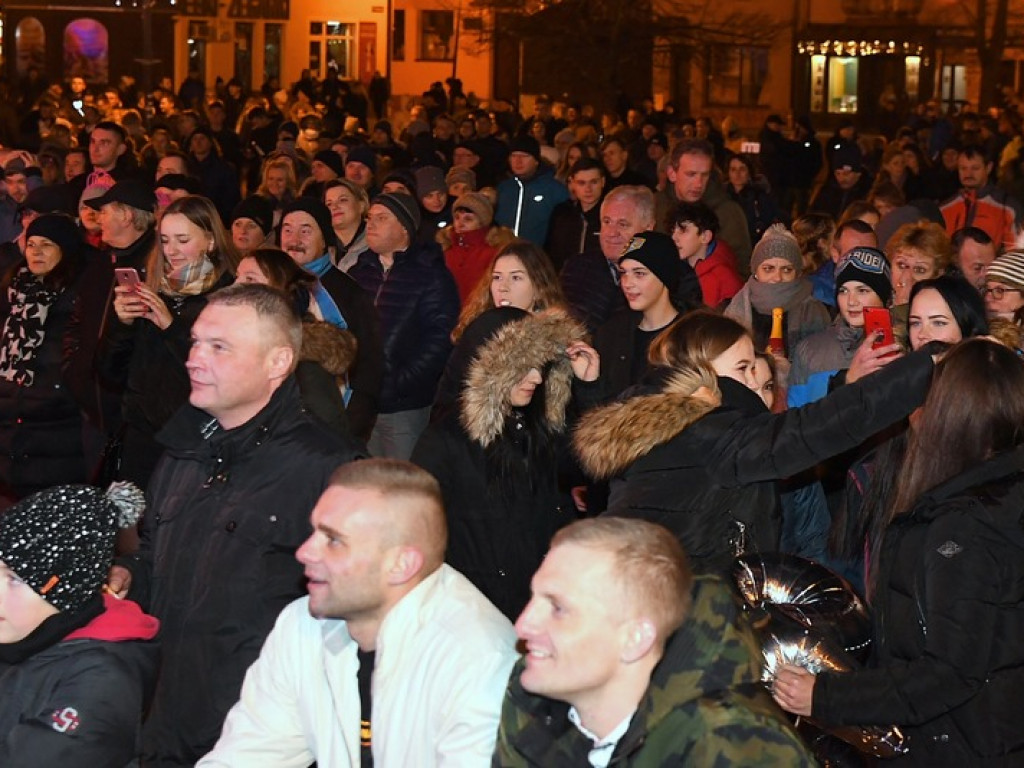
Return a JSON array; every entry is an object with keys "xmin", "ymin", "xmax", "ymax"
[{"xmin": 200, "ymin": 459, "xmax": 518, "ymax": 767}]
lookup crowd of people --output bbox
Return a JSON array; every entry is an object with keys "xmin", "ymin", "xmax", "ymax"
[{"xmin": 0, "ymin": 67, "xmax": 1022, "ymax": 766}]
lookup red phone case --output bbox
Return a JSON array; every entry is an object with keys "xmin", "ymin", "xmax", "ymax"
[{"xmin": 863, "ymin": 308, "xmax": 894, "ymax": 348}]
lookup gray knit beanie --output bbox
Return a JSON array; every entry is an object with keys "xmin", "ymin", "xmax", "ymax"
[{"xmin": 751, "ymin": 224, "xmax": 803, "ymax": 277}]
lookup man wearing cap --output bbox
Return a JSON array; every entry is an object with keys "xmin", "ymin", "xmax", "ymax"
[
  {"xmin": 813, "ymin": 219, "xmax": 878, "ymax": 309},
  {"xmin": 279, "ymin": 198, "xmax": 383, "ymax": 442},
  {"xmin": 86, "ymin": 179, "xmax": 157, "ymax": 275},
  {"xmin": 495, "ymin": 135, "xmax": 569, "ymax": 246},
  {"xmin": 446, "ymin": 165, "xmax": 476, "ymax": 200},
  {"xmin": 656, "ymin": 138, "xmax": 752, "ymax": 275},
  {"xmin": 345, "ymin": 145, "xmax": 380, "ymax": 198},
  {"xmin": 940, "ymin": 144, "xmax": 1023, "ymax": 250},
  {"xmin": 230, "ymin": 195, "xmax": 275, "ymax": 256},
  {"xmin": 413, "ymin": 165, "xmax": 452, "ymax": 242},
  {"xmin": 545, "ymin": 157, "xmax": 606, "ymax": 272},
  {"xmin": 349, "ymin": 192, "xmax": 459, "ymax": 459},
  {"xmin": 188, "ymin": 127, "xmax": 240, "ymax": 224},
  {"xmin": 0, "ymin": 484, "xmax": 160, "ymax": 765},
  {"xmin": 809, "ymin": 144, "xmax": 874, "ymax": 220}
]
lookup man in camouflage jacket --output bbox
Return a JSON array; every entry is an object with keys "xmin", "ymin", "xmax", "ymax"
[{"xmin": 493, "ymin": 517, "xmax": 813, "ymax": 767}]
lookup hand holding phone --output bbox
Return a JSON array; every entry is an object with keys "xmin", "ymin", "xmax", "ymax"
[
  {"xmin": 114, "ymin": 267, "xmax": 141, "ymax": 292},
  {"xmin": 862, "ymin": 307, "xmax": 894, "ymax": 349}
]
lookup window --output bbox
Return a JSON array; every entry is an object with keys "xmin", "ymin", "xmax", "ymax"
[
  {"xmin": 15, "ymin": 17, "xmax": 45, "ymax": 78},
  {"xmin": 234, "ymin": 22, "xmax": 253, "ymax": 92},
  {"xmin": 264, "ymin": 23, "xmax": 282, "ymax": 84},
  {"xmin": 393, "ymin": 10, "xmax": 405, "ymax": 61},
  {"xmin": 309, "ymin": 21, "xmax": 354, "ymax": 79},
  {"xmin": 827, "ymin": 56, "xmax": 858, "ymax": 113},
  {"xmin": 705, "ymin": 45, "xmax": 768, "ymax": 107},
  {"xmin": 419, "ymin": 10, "xmax": 454, "ymax": 61}
]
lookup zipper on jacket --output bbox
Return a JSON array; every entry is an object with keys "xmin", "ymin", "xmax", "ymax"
[{"xmin": 513, "ymin": 177, "xmax": 525, "ymax": 236}]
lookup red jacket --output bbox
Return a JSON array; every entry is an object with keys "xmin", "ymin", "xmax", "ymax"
[
  {"xmin": 442, "ymin": 226, "xmax": 513, "ymax": 305},
  {"xmin": 694, "ymin": 240, "xmax": 744, "ymax": 309},
  {"xmin": 940, "ymin": 185, "xmax": 1022, "ymax": 250}
]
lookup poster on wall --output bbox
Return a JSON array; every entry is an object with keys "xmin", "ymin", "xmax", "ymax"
[
  {"xmin": 15, "ymin": 18, "xmax": 45, "ymax": 77},
  {"xmin": 64, "ymin": 19, "xmax": 109, "ymax": 85},
  {"xmin": 359, "ymin": 23, "xmax": 377, "ymax": 84}
]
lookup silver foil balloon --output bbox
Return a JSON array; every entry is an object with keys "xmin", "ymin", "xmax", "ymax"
[{"xmin": 733, "ymin": 553, "xmax": 909, "ymax": 759}]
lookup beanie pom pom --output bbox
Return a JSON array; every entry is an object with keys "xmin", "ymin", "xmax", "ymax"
[{"xmin": 104, "ymin": 481, "xmax": 146, "ymax": 528}]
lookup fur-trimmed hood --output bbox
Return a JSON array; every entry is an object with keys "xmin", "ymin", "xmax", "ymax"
[
  {"xmin": 460, "ymin": 310, "xmax": 586, "ymax": 447},
  {"xmin": 300, "ymin": 319, "xmax": 357, "ymax": 378},
  {"xmin": 574, "ymin": 366, "xmax": 721, "ymax": 479}
]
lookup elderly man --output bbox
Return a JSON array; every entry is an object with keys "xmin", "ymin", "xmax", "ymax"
[
  {"xmin": 349, "ymin": 192, "xmax": 459, "ymax": 459},
  {"xmin": 279, "ymin": 198, "xmax": 383, "ymax": 442},
  {"xmin": 85, "ymin": 178, "xmax": 157, "ymax": 274},
  {"xmin": 495, "ymin": 518, "xmax": 814, "ymax": 766},
  {"xmin": 108, "ymin": 285, "xmax": 365, "ymax": 766},
  {"xmin": 200, "ymin": 459, "xmax": 517, "ymax": 767}
]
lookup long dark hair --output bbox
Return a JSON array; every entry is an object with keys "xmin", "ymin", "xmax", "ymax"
[
  {"xmin": 892, "ymin": 339, "xmax": 1024, "ymax": 516},
  {"xmin": 908, "ymin": 274, "xmax": 988, "ymax": 345}
]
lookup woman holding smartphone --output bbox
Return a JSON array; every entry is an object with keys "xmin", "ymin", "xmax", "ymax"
[{"xmin": 98, "ymin": 195, "xmax": 236, "ymax": 487}]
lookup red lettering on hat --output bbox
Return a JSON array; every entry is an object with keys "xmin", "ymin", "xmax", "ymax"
[{"xmin": 51, "ymin": 707, "xmax": 80, "ymax": 733}]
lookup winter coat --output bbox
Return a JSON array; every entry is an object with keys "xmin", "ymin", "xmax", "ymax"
[
  {"xmin": 349, "ymin": 242, "xmax": 459, "ymax": 414},
  {"xmin": 814, "ymin": 445, "xmax": 1024, "ymax": 765},
  {"xmin": 787, "ymin": 318, "xmax": 863, "ymax": 407},
  {"xmin": 0, "ymin": 266, "xmax": 105, "ymax": 498},
  {"xmin": 495, "ymin": 165, "xmax": 570, "ymax": 245},
  {"xmin": 412, "ymin": 311, "xmax": 583, "ymax": 620},
  {"xmin": 574, "ymin": 350, "xmax": 935, "ymax": 573},
  {"xmin": 200, "ymin": 568, "xmax": 517, "ymax": 767},
  {"xmin": 544, "ymin": 199, "xmax": 603, "ymax": 273},
  {"xmin": 493, "ymin": 576, "xmax": 814, "ymax": 766},
  {"xmin": 440, "ymin": 224, "xmax": 515, "ymax": 305},
  {"xmin": 691, "ymin": 240, "xmax": 744, "ymax": 310},
  {"xmin": 939, "ymin": 183, "xmax": 1023, "ymax": 250},
  {"xmin": 809, "ymin": 173, "xmax": 874, "ymax": 221},
  {"xmin": 96, "ymin": 272, "xmax": 233, "ymax": 487},
  {"xmin": 0, "ymin": 595, "xmax": 160, "ymax": 768},
  {"xmin": 296, "ymin": 319, "xmax": 358, "ymax": 438},
  {"xmin": 729, "ymin": 180, "xmax": 786, "ymax": 247},
  {"xmin": 560, "ymin": 250, "xmax": 626, "ymax": 334},
  {"xmin": 724, "ymin": 280, "xmax": 831, "ymax": 356},
  {"xmin": 119, "ymin": 376, "xmax": 365, "ymax": 766}
]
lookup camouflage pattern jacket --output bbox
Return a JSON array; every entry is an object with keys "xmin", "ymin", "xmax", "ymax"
[{"xmin": 493, "ymin": 576, "xmax": 814, "ymax": 767}]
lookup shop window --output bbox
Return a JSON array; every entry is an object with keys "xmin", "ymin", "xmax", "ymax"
[
  {"xmin": 393, "ymin": 10, "xmax": 406, "ymax": 62},
  {"xmin": 419, "ymin": 10, "xmax": 454, "ymax": 61},
  {"xmin": 309, "ymin": 21, "xmax": 354, "ymax": 79},
  {"xmin": 941, "ymin": 64, "xmax": 967, "ymax": 114},
  {"xmin": 705, "ymin": 45, "xmax": 768, "ymax": 107},
  {"xmin": 64, "ymin": 19, "xmax": 108, "ymax": 85},
  {"xmin": 827, "ymin": 57, "xmax": 858, "ymax": 113}
]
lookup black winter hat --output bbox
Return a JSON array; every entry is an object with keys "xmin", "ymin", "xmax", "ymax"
[
  {"xmin": 835, "ymin": 246, "xmax": 893, "ymax": 306},
  {"xmin": 509, "ymin": 135, "xmax": 541, "ymax": 162},
  {"xmin": 83, "ymin": 179, "xmax": 157, "ymax": 213},
  {"xmin": 0, "ymin": 483, "xmax": 145, "ymax": 613},
  {"xmin": 618, "ymin": 230, "xmax": 681, "ymax": 292},
  {"xmin": 26, "ymin": 213, "xmax": 84, "ymax": 258},
  {"xmin": 372, "ymin": 192, "xmax": 421, "ymax": 242},
  {"xmin": 312, "ymin": 149, "xmax": 345, "ymax": 179},
  {"xmin": 231, "ymin": 194, "xmax": 275, "ymax": 235},
  {"xmin": 281, "ymin": 197, "xmax": 337, "ymax": 250}
]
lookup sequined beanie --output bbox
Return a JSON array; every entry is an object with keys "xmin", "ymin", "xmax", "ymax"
[{"xmin": 0, "ymin": 483, "xmax": 144, "ymax": 612}]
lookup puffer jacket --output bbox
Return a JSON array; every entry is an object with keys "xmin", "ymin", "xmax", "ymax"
[
  {"xmin": 813, "ymin": 445, "xmax": 1024, "ymax": 766},
  {"xmin": 574, "ymin": 350, "xmax": 935, "ymax": 573},
  {"xmin": 544, "ymin": 198, "xmax": 603, "ymax": 272},
  {"xmin": 560, "ymin": 251, "xmax": 626, "ymax": 334},
  {"xmin": 495, "ymin": 165, "xmax": 570, "ymax": 245},
  {"xmin": 787, "ymin": 318, "xmax": 863, "ymax": 407},
  {"xmin": 412, "ymin": 311, "xmax": 583, "ymax": 620},
  {"xmin": 349, "ymin": 242, "xmax": 459, "ymax": 413},
  {"xmin": 119, "ymin": 376, "xmax": 364, "ymax": 766},
  {"xmin": 494, "ymin": 576, "xmax": 814, "ymax": 766}
]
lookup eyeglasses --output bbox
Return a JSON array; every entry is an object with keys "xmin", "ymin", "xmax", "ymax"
[{"xmin": 983, "ymin": 286, "xmax": 1022, "ymax": 300}]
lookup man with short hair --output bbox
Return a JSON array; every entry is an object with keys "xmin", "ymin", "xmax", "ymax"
[
  {"xmin": 89, "ymin": 121, "xmax": 134, "ymax": 179},
  {"xmin": 657, "ymin": 138, "xmax": 752, "ymax": 275},
  {"xmin": 200, "ymin": 459, "xmax": 517, "ymax": 767},
  {"xmin": 108, "ymin": 284, "xmax": 365, "ymax": 766},
  {"xmin": 561, "ymin": 185, "xmax": 655, "ymax": 333},
  {"xmin": 952, "ymin": 226, "xmax": 998, "ymax": 292},
  {"xmin": 809, "ymin": 144, "xmax": 874, "ymax": 223},
  {"xmin": 545, "ymin": 157, "xmax": 606, "ymax": 271},
  {"xmin": 86, "ymin": 178, "xmax": 157, "ymax": 273},
  {"xmin": 279, "ymin": 198, "xmax": 382, "ymax": 442},
  {"xmin": 495, "ymin": 135, "xmax": 569, "ymax": 245},
  {"xmin": 349, "ymin": 192, "xmax": 459, "ymax": 459},
  {"xmin": 940, "ymin": 145, "xmax": 1022, "ymax": 250},
  {"xmin": 601, "ymin": 136, "xmax": 652, "ymax": 192},
  {"xmin": 494, "ymin": 517, "xmax": 814, "ymax": 766},
  {"xmin": 670, "ymin": 201, "xmax": 742, "ymax": 309}
]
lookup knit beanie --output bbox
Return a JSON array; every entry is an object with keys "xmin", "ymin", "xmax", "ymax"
[
  {"xmin": 0, "ymin": 483, "xmax": 144, "ymax": 613},
  {"xmin": 372, "ymin": 192, "xmax": 421, "ymax": 242},
  {"xmin": 453, "ymin": 192, "xmax": 494, "ymax": 228},
  {"xmin": 414, "ymin": 165, "xmax": 446, "ymax": 199},
  {"xmin": 618, "ymin": 230, "xmax": 681, "ymax": 292},
  {"xmin": 345, "ymin": 144, "xmax": 379, "ymax": 174},
  {"xmin": 751, "ymin": 224, "xmax": 803, "ymax": 277},
  {"xmin": 509, "ymin": 135, "xmax": 541, "ymax": 162},
  {"xmin": 381, "ymin": 168, "xmax": 418, "ymax": 196},
  {"xmin": 26, "ymin": 213, "xmax": 84, "ymax": 258},
  {"xmin": 986, "ymin": 251, "xmax": 1024, "ymax": 291},
  {"xmin": 835, "ymin": 246, "xmax": 893, "ymax": 305},
  {"xmin": 312, "ymin": 149, "xmax": 345, "ymax": 179},
  {"xmin": 446, "ymin": 166, "xmax": 476, "ymax": 191},
  {"xmin": 281, "ymin": 198, "xmax": 336, "ymax": 251},
  {"xmin": 231, "ymin": 194, "xmax": 275, "ymax": 235}
]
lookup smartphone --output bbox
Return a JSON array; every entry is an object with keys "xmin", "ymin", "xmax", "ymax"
[
  {"xmin": 863, "ymin": 307, "xmax": 894, "ymax": 349},
  {"xmin": 114, "ymin": 267, "xmax": 141, "ymax": 291}
]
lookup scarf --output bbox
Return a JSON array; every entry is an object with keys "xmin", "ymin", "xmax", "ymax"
[
  {"xmin": 304, "ymin": 252, "xmax": 352, "ymax": 404},
  {"xmin": 159, "ymin": 255, "xmax": 220, "ymax": 298},
  {"xmin": 735, "ymin": 276, "xmax": 813, "ymax": 316},
  {"xmin": 0, "ymin": 269, "xmax": 61, "ymax": 386}
]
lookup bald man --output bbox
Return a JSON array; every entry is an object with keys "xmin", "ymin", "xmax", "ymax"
[{"xmin": 199, "ymin": 459, "xmax": 517, "ymax": 767}]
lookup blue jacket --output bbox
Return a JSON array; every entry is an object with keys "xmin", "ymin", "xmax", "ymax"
[
  {"xmin": 350, "ymin": 242, "xmax": 459, "ymax": 413},
  {"xmin": 495, "ymin": 165, "xmax": 569, "ymax": 245}
]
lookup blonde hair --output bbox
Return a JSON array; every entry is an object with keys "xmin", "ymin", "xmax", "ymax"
[{"xmin": 885, "ymin": 221, "xmax": 954, "ymax": 275}]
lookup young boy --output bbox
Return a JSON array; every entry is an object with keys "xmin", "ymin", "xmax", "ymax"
[{"xmin": 670, "ymin": 201, "xmax": 744, "ymax": 309}]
